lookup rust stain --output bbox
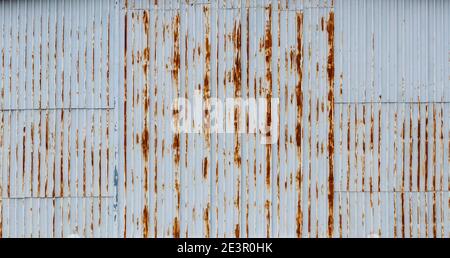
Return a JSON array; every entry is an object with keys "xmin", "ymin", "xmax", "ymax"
[
  {"xmin": 378, "ymin": 105, "xmax": 382, "ymax": 192},
  {"xmin": 172, "ymin": 14, "xmax": 181, "ymax": 85},
  {"xmin": 432, "ymin": 107, "xmax": 437, "ymax": 236},
  {"xmin": 232, "ymin": 21, "xmax": 242, "ymax": 97},
  {"xmin": 295, "ymin": 11, "xmax": 304, "ymax": 238},
  {"xmin": 172, "ymin": 12, "xmax": 181, "ymax": 171},
  {"xmin": 417, "ymin": 102, "xmax": 421, "ymax": 190},
  {"xmin": 83, "ymin": 134, "xmax": 87, "ymax": 195},
  {"xmin": 326, "ymin": 11, "xmax": 335, "ymax": 238},
  {"xmin": 203, "ymin": 157, "xmax": 208, "ymax": 179},
  {"xmin": 59, "ymin": 110, "xmax": 64, "ymax": 196},
  {"xmin": 264, "ymin": 4, "xmax": 273, "ymax": 190},
  {"xmin": 232, "ymin": 19, "xmax": 242, "ymax": 169},
  {"xmin": 173, "ymin": 10, "xmax": 182, "ymax": 237},
  {"xmin": 362, "ymin": 105, "xmax": 366, "ymax": 191},
  {"xmin": 204, "ymin": 204, "xmax": 210, "ymax": 238},
  {"xmin": 203, "ymin": 7, "xmax": 211, "ymax": 179},
  {"xmin": 141, "ymin": 128, "xmax": 150, "ymax": 161},
  {"xmin": 173, "ymin": 217, "xmax": 180, "ymax": 238},
  {"xmin": 401, "ymin": 117, "xmax": 406, "ymax": 237},
  {"xmin": 235, "ymin": 224, "xmax": 240, "ymax": 238},
  {"xmin": 409, "ymin": 105, "xmax": 413, "ymax": 192},
  {"xmin": 123, "ymin": 4, "xmax": 129, "ymax": 236},
  {"xmin": 265, "ymin": 200, "xmax": 271, "ymax": 237},
  {"xmin": 173, "ymin": 133, "xmax": 180, "ymax": 165},
  {"xmin": 37, "ymin": 117, "xmax": 41, "ymax": 196},
  {"xmin": 142, "ymin": 205, "xmax": 149, "ymax": 238},
  {"xmin": 370, "ymin": 105, "xmax": 375, "ymax": 193},
  {"xmin": 123, "ymin": 4, "xmax": 128, "ymax": 198}
]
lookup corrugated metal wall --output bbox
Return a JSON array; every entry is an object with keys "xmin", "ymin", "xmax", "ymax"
[
  {"xmin": 0, "ymin": 0, "xmax": 448, "ymax": 238},
  {"xmin": 0, "ymin": 0, "xmax": 119, "ymax": 237}
]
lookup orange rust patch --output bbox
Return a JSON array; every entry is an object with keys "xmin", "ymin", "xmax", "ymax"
[
  {"xmin": 173, "ymin": 217, "xmax": 180, "ymax": 238},
  {"xmin": 45, "ymin": 115, "xmax": 49, "ymax": 151},
  {"xmin": 265, "ymin": 200, "xmax": 271, "ymax": 237},
  {"xmin": 143, "ymin": 11, "xmax": 149, "ymax": 35},
  {"xmin": 235, "ymin": 224, "xmax": 240, "ymax": 238},
  {"xmin": 173, "ymin": 133, "xmax": 180, "ymax": 165},
  {"xmin": 142, "ymin": 205, "xmax": 149, "ymax": 238},
  {"xmin": 203, "ymin": 157, "xmax": 208, "ymax": 179},
  {"xmin": 232, "ymin": 21, "xmax": 242, "ymax": 97},
  {"xmin": 141, "ymin": 127, "xmax": 150, "ymax": 161},
  {"xmin": 204, "ymin": 204, "xmax": 210, "ymax": 238},
  {"xmin": 172, "ymin": 14, "xmax": 181, "ymax": 85}
]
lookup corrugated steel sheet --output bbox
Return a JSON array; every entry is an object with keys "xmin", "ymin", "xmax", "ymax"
[
  {"xmin": 0, "ymin": 0, "xmax": 119, "ymax": 237},
  {"xmin": 0, "ymin": 0, "xmax": 449, "ymax": 238}
]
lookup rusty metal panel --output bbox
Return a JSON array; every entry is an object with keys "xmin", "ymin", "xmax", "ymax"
[
  {"xmin": 0, "ymin": 0, "xmax": 119, "ymax": 237},
  {"xmin": 118, "ymin": 0, "xmax": 337, "ymax": 238},
  {"xmin": 0, "ymin": 0, "xmax": 449, "ymax": 238},
  {"xmin": 333, "ymin": 0, "xmax": 450, "ymax": 237}
]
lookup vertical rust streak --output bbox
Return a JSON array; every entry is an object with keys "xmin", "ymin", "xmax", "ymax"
[
  {"xmin": 123, "ymin": 4, "xmax": 128, "ymax": 238},
  {"xmin": 204, "ymin": 6, "xmax": 211, "ymax": 183},
  {"xmin": 440, "ymin": 107, "xmax": 445, "ymax": 193},
  {"xmin": 326, "ymin": 11, "xmax": 335, "ymax": 238},
  {"xmin": 264, "ymin": 4, "xmax": 273, "ymax": 238},
  {"xmin": 408, "ymin": 105, "xmax": 413, "ymax": 235},
  {"xmin": 173, "ymin": 217, "xmax": 180, "ymax": 238},
  {"xmin": 276, "ymin": 2, "xmax": 282, "ymax": 237},
  {"xmin": 52, "ymin": 20, "xmax": 58, "ymax": 231},
  {"xmin": 307, "ymin": 75, "xmax": 312, "ymax": 236},
  {"xmin": 234, "ymin": 223, "xmax": 240, "ymax": 238},
  {"xmin": 6, "ymin": 13, "xmax": 12, "ymax": 199},
  {"xmin": 409, "ymin": 105, "xmax": 413, "ymax": 193},
  {"xmin": 393, "ymin": 111, "xmax": 398, "ymax": 237},
  {"xmin": 417, "ymin": 102, "xmax": 421, "ymax": 191},
  {"xmin": 172, "ymin": 10, "xmax": 181, "ymax": 237},
  {"xmin": 245, "ymin": 7, "xmax": 250, "ymax": 238},
  {"xmin": 231, "ymin": 10, "xmax": 242, "ymax": 237},
  {"xmin": 141, "ymin": 10, "xmax": 150, "ymax": 238},
  {"xmin": 377, "ymin": 106, "xmax": 382, "ymax": 192},
  {"xmin": 401, "ymin": 118, "xmax": 406, "ymax": 237},
  {"xmin": 362, "ymin": 105, "xmax": 366, "ymax": 192},
  {"xmin": 153, "ymin": 5, "xmax": 160, "ymax": 238},
  {"xmin": 370, "ymin": 105, "xmax": 374, "ymax": 192},
  {"xmin": 204, "ymin": 203, "xmax": 210, "ymax": 238},
  {"xmin": 59, "ymin": 109, "xmax": 64, "ymax": 197},
  {"xmin": 295, "ymin": 12, "xmax": 304, "ymax": 238},
  {"xmin": 98, "ymin": 14, "xmax": 104, "ymax": 229},
  {"xmin": 432, "ymin": 106, "xmax": 437, "ymax": 237},
  {"xmin": 232, "ymin": 20, "xmax": 241, "ymax": 169},
  {"xmin": 346, "ymin": 106, "xmax": 351, "ymax": 191}
]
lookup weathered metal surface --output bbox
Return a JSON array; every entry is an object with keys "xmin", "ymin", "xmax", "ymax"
[
  {"xmin": 0, "ymin": 0, "xmax": 119, "ymax": 237},
  {"xmin": 0, "ymin": 0, "xmax": 449, "ymax": 238}
]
